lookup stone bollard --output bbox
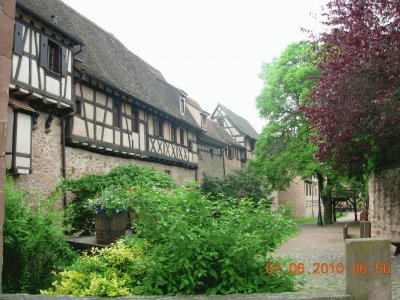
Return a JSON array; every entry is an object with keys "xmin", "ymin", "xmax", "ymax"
[
  {"xmin": 360, "ymin": 221, "xmax": 371, "ymax": 238},
  {"xmin": 345, "ymin": 238, "xmax": 391, "ymax": 300}
]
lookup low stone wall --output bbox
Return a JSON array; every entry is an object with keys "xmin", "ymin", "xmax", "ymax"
[
  {"xmin": 0, "ymin": 292, "xmax": 353, "ymax": 300},
  {"xmin": 369, "ymin": 166, "xmax": 400, "ymax": 242}
]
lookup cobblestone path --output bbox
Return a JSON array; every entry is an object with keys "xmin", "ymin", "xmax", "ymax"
[{"xmin": 275, "ymin": 213, "xmax": 399, "ymax": 299}]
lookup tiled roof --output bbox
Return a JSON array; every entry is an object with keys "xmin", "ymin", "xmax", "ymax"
[
  {"xmin": 186, "ymin": 97, "xmax": 203, "ymax": 111},
  {"xmin": 17, "ymin": 0, "xmax": 199, "ymax": 129},
  {"xmin": 202, "ymin": 119, "xmax": 243, "ymax": 148},
  {"xmin": 216, "ymin": 103, "xmax": 259, "ymax": 139}
]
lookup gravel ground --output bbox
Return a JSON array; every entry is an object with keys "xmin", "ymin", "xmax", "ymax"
[{"xmin": 275, "ymin": 213, "xmax": 399, "ymax": 299}]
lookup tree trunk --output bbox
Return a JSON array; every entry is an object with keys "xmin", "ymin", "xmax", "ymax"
[
  {"xmin": 354, "ymin": 199, "xmax": 358, "ymax": 221},
  {"xmin": 316, "ymin": 172, "xmax": 333, "ymax": 225},
  {"xmin": 322, "ymin": 196, "xmax": 333, "ymax": 224},
  {"xmin": 0, "ymin": 0, "xmax": 16, "ymax": 291},
  {"xmin": 332, "ymin": 199, "xmax": 337, "ymax": 222}
]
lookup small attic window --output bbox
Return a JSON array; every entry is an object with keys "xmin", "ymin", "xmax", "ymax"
[
  {"xmin": 201, "ymin": 114, "xmax": 207, "ymax": 129},
  {"xmin": 180, "ymin": 97, "xmax": 185, "ymax": 114}
]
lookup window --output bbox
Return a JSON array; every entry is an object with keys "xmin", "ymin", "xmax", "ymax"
[
  {"xmin": 305, "ymin": 182, "xmax": 312, "ymax": 196},
  {"xmin": 132, "ymin": 110, "xmax": 139, "ymax": 133},
  {"xmin": 171, "ymin": 125, "xmax": 177, "ymax": 142},
  {"xmin": 250, "ymin": 140, "xmax": 255, "ymax": 152},
  {"xmin": 227, "ymin": 147, "xmax": 233, "ymax": 160},
  {"xmin": 210, "ymin": 148, "xmax": 213, "ymax": 158},
  {"xmin": 48, "ymin": 40, "xmax": 60, "ymax": 74},
  {"xmin": 113, "ymin": 102, "xmax": 121, "ymax": 128},
  {"xmin": 180, "ymin": 98, "xmax": 185, "ymax": 114},
  {"xmin": 180, "ymin": 128, "xmax": 185, "ymax": 145},
  {"xmin": 164, "ymin": 170, "xmax": 171, "ymax": 176},
  {"xmin": 75, "ymin": 100, "xmax": 82, "ymax": 117},
  {"xmin": 217, "ymin": 118, "xmax": 224, "ymax": 127},
  {"xmin": 154, "ymin": 117, "xmax": 164, "ymax": 138},
  {"xmin": 188, "ymin": 141, "xmax": 193, "ymax": 151},
  {"xmin": 201, "ymin": 115, "xmax": 207, "ymax": 128},
  {"xmin": 39, "ymin": 35, "xmax": 67, "ymax": 76}
]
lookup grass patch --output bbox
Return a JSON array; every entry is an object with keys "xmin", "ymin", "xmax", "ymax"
[{"xmin": 293, "ymin": 212, "xmax": 349, "ymax": 224}]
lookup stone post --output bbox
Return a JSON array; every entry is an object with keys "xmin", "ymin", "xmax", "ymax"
[
  {"xmin": 360, "ymin": 221, "xmax": 371, "ymax": 238},
  {"xmin": 345, "ymin": 238, "xmax": 391, "ymax": 300},
  {"xmin": 0, "ymin": 0, "xmax": 16, "ymax": 292}
]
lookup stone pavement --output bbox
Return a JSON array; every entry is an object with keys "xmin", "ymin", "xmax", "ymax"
[{"xmin": 275, "ymin": 212, "xmax": 399, "ymax": 299}]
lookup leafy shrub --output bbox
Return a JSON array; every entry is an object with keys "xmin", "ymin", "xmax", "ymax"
[
  {"xmin": 202, "ymin": 168, "xmax": 271, "ymax": 205},
  {"xmin": 135, "ymin": 182, "xmax": 296, "ymax": 295},
  {"xmin": 62, "ymin": 164, "xmax": 176, "ymax": 235},
  {"xmin": 3, "ymin": 177, "xmax": 77, "ymax": 294},
  {"xmin": 43, "ymin": 238, "xmax": 149, "ymax": 296}
]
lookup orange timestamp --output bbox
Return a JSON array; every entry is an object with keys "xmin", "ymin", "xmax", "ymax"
[{"xmin": 265, "ymin": 262, "xmax": 391, "ymax": 275}]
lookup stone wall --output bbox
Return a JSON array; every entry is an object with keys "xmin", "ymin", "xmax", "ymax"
[
  {"xmin": 197, "ymin": 147, "xmax": 243, "ymax": 181},
  {"xmin": 197, "ymin": 149, "xmax": 224, "ymax": 180},
  {"xmin": 275, "ymin": 177, "xmax": 306, "ymax": 218},
  {"xmin": 369, "ymin": 166, "xmax": 400, "ymax": 242},
  {"xmin": 0, "ymin": 0, "xmax": 16, "ymax": 291},
  {"xmin": 14, "ymin": 113, "xmax": 195, "ymax": 203},
  {"xmin": 273, "ymin": 177, "xmax": 321, "ymax": 218}
]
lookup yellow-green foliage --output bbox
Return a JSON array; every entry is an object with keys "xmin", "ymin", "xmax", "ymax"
[{"xmin": 42, "ymin": 238, "xmax": 149, "ymax": 297}]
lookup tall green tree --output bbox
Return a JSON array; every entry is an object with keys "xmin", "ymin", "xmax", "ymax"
[{"xmin": 252, "ymin": 42, "xmax": 337, "ymax": 224}]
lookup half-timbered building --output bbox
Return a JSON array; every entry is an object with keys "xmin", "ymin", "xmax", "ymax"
[
  {"xmin": 186, "ymin": 98, "xmax": 246, "ymax": 180},
  {"xmin": 5, "ymin": 0, "xmax": 257, "ymax": 199},
  {"xmin": 211, "ymin": 103, "xmax": 258, "ymax": 161}
]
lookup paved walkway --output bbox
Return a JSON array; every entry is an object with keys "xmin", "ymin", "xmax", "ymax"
[{"xmin": 275, "ymin": 212, "xmax": 399, "ymax": 298}]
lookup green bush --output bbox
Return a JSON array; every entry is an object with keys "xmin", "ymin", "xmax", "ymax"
[
  {"xmin": 45, "ymin": 182, "xmax": 296, "ymax": 296},
  {"xmin": 135, "ymin": 182, "xmax": 296, "ymax": 295},
  {"xmin": 3, "ymin": 177, "xmax": 77, "ymax": 294},
  {"xmin": 43, "ymin": 238, "xmax": 149, "ymax": 296},
  {"xmin": 202, "ymin": 168, "xmax": 271, "ymax": 205},
  {"xmin": 62, "ymin": 164, "xmax": 176, "ymax": 235}
]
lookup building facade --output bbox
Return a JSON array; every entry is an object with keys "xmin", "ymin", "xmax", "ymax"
[
  {"xmin": 5, "ymin": 0, "xmax": 255, "ymax": 200},
  {"xmin": 4, "ymin": 0, "xmax": 316, "ymax": 220}
]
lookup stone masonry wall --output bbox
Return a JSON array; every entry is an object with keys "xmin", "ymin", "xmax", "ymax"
[
  {"xmin": 197, "ymin": 148, "xmax": 243, "ymax": 181},
  {"xmin": 0, "ymin": 0, "xmax": 16, "ymax": 291},
  {"xmin": 14, "ymin": 113, "xmax": 195, "ymax": 204},
  {"xmin": 197, "ymin": 150, "xmax": 225, "ymax": 181},
  {"xmin": 369, "ymin": 166, "xmax": 400, "ymax": 242},
  {"xmin": 275, "ymin": 177, "xmax": 307, "ymax": 218}
]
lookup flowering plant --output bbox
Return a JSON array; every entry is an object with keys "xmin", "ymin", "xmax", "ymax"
[{"xmin": 86, "ymin": 187, "xmax": 135, "ymax": 217}]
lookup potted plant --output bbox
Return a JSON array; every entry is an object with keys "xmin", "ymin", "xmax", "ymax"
[{"xmin": 87, "ymin": 187, "xmax": 135, "ymax": 244}]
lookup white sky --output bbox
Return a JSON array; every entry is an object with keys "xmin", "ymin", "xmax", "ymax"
[{"xmin": 61, "ymin": 0, "xmax": 327, "ymax": 132}]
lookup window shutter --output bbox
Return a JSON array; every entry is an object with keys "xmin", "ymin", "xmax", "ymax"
[
  {"xmin": 14, "ymin": 22, "xmax": 24, "ymax": 55},
  {"xmin": 61, "ymin": 47, "xmax": 67, "ymax": 76},
  {"xmin": 39, "ymin": 35, "xmax": 48, "ymax": 68}
]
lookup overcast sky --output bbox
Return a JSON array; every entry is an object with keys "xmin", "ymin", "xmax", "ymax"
[{"xmin": 61, "ymin": 0, "xmax": 327, "ymax": 132}]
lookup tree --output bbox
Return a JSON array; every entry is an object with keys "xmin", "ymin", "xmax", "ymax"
[
  {"xmin": 252, "ymin": 42, "xmax": 337, "ymax": 224},
  {"xmin": 303, "ymin": 0, "xmax": 400, "ymax": 175}
]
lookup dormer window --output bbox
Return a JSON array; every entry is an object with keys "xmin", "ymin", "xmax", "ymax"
[
  {"xmin": 201, "ymin": 114, "xmax": 207, "ymax": 129},
  {"xmin": 217, "ymin": 117, "xmax": 224, "ymax": 127},
  {"xmin": 180, "ymin": 97, "xmax": 185, "ymax": 114}
]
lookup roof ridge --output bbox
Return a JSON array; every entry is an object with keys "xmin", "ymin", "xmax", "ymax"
[{"xmin": 55, "ymin": 0, "xmax": 165, "ymax": 79}]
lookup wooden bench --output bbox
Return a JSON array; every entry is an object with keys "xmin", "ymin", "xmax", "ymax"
[{"xmin": 343, "ymin": 223, "xmax": 349, "ymax": 240}]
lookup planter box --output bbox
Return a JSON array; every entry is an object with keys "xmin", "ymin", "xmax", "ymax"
[{"xmin": 95, "ymin": 212, "xmax": 128, "ymax": 244}]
